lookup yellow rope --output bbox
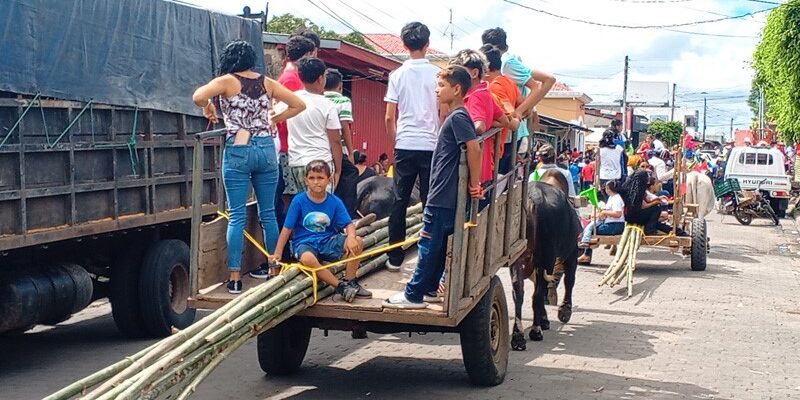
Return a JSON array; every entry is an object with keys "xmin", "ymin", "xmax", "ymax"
[
  {"xmin": 626, "ymin": 223, "xmax": 675, "ymax": 246},
  {"xmin": 217, "ymin": 211, "xmax": 420, "ymax": 304}
]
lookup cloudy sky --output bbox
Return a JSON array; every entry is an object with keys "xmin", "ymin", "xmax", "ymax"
[{"xmin": 182, "ymin": 0, "xmax": 776, "ymax": 139}]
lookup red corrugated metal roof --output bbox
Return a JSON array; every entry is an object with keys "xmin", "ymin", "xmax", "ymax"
[
  {"xmin": 363, "ymin": 33, "xmax": 446, "ymax": 55},
  {"xmin": 351, "ymin": 79, "xmax": 394, "ymax": 164},
  {"xmin": 551, "ymin": 82, "xmax": 572, "ymax": 91}
]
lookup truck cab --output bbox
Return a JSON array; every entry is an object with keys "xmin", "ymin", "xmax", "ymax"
[{"xmin": 724, "ymin": 146, "xmax": 791, "ymax": 217}]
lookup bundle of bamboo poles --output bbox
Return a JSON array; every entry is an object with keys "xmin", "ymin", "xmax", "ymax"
[
  {"xmin": 46, "ymin": 204, "xmax": 424, "ymax": 400},
  {"xmin": 598, "ymin": 225, "xmax": 643, "ymax": 298}
]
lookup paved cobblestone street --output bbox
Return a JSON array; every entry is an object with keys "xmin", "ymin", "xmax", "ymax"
[{"xmin": 3, "ymin": 216, "xmax": 800, "ymax": 399}]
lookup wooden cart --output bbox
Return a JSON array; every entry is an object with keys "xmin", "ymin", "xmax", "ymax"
[
  {"xmin": 587, "ymin": 134, "xmax": 708, "ymax": 271},
  {"xmin": 186, "ymin": 128, "xmax": 530, "ymax": 386}
]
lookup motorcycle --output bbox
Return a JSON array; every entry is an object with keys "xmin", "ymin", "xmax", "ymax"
[{"xmin": 720, "ymin": 179, "xmax": 780, "ymax": 226}]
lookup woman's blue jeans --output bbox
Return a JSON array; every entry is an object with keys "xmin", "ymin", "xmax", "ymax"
[{"xmin": 222, "ymin": 136, "xmax": 280, "ymax": 271}]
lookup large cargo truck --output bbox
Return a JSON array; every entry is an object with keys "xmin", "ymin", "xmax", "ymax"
[{"xmin": 0, "ymin": 0, "xmax": 264, "ymax": 337}]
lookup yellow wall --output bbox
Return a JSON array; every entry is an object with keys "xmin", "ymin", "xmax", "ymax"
[{"xmin": 538, "ymin": 98, "xmax": 584, "ymax": 122}]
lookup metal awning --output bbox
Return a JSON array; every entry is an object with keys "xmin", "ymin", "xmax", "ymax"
[{"xmin": 538, "ymin": 115, "xmax": 592, "ymax": 132}]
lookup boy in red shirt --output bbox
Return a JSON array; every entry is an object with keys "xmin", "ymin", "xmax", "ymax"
[
  {"xmin": 581, "ymin": 158, "xmax": 595, "ymax": 191},
  {"xmin": 449, "ymin": 49, "xmax": 515, "ymax": 186}
]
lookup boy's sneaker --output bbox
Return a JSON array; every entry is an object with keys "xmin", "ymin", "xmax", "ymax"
[
  {"xmin": 347, "ymin": 280, "xmax": 373, "ymax": 299},
  {"xmin": 226, "ymin": 280, "xmax": 242, "ymax": 294},
  {"xmin": 385, "ymin": 259, "xmax": 401, "ymax": 272},
  {"xmin": 249, "ymin": 263, "xmax": 270, "ymax": 279},
  {"xmin": 423, "ymin": 291, "xmax": 442, "ymax": 303},
  {"xmin": 383, "ymin": 292, "xmax": 427, "ymax": 309},
  {"xmin": 335, "ymin": 281, "xmax": 359, "ymax": 303}
]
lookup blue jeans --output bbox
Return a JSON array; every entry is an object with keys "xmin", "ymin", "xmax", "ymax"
[
  {"xmin": 581, "ymin": 221, "xmax": 624, "ymax": 257},
  {"xmin": 405, "ymin": 206, "xmax": 456, "ymax": 303},
  {"xmin": 222, "ymin": 136, "xmax": 280, "ymax": 271}
]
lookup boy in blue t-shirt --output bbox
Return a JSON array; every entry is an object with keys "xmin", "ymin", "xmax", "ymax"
[{"xmin": 271, "ymin": 160, "xmax": 371, "ymax": 302}]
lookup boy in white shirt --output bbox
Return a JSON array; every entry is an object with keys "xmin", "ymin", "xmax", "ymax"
[
  {"xmin": 287, "ymin": 58, "xmax": 343, "ymax": 192},
  {"xmin": 384, "ymin": 22, "xmax": 441, "ymax": 271}
]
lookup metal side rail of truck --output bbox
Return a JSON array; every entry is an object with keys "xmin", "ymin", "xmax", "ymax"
[
  {"xmin": 0, "ymin": 0, "xmax": 264, "ymax": 338},
  {"xmin": 188, "ymin": 128, "xmax": 531, "ymax": 386}
]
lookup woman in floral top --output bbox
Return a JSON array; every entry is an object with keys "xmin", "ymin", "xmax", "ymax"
[{"xmin": 193, "ymin": 41, "xmax": 305, "ymax": 294}]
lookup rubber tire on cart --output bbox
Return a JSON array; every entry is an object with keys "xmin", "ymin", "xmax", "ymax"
[
  {"xmin": 257, "ymin": 317, "xmax": 312, "ymax": 375},
  {"xmin": 458, "ymin": 275, "xmax": 510, "ymax": 386},
  {"xmin": 138, "ymin": 240, "xmax": 196, "ymax": 337},
  {"xmin": 734, "ymin": 208, "xmax": 752, "ymax": 225},
  {"xmin": 111, "ymin": 245, "xmax": 149, "ymax": 338},
  {"xmin": 690, "ymin": 218, "xmax": 707, "ymax": 272}
]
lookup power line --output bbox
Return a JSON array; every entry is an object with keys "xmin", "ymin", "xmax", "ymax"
[
  {"xmin": 663, "ymin": 28, "xmax": 759, "ymax": 38},
  {"xmin": 502, "ymin": 0, "xmax": 775, "ymax": 29}
]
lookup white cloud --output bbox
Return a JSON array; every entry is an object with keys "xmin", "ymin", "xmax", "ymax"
[{"xmin": 182, "ymin": 0, "xmax": 769, "ymax": 137}]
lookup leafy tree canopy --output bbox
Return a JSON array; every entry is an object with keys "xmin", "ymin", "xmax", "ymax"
[
  {"xmin": 752, "ymin": 2, "xmax": 800, "ymax": 142},
  {"xmin": 647, "ymin": 120, "xmax": 683, "ymax": 146},
  {"xmin": 266, "ymin": 13, "xmax": 375, "ymax": 51}
]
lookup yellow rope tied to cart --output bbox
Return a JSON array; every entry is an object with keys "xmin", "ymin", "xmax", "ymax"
[
  {"xmin": 216, "ymin": 211, "xmax": 420, "ymax": 304},
  {"xmin": 627, "ymin": 223, "xmax": 677, "ymax": 247}
]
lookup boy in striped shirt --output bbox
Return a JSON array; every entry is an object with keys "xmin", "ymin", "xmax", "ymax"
[{"xmin": 324, "ymin": 68, "xmax": 359, "ymax": 218}]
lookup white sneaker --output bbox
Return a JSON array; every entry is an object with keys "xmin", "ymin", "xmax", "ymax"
[
  {"xmin": 382, "ymin": 292, "xmax": 427, "ymax": 309},
  {"xmin": 385, "ymin": 259, "xmax": 402, "ymax": 272}
]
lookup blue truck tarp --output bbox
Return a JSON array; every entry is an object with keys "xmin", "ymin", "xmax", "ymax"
[{"xmin": 0, "ymin": 0, "xmax": 265, "ymax": 116}]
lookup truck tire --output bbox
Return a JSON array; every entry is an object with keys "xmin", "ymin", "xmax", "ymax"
[
  {"xmin": 458, "ymin": 276, "xmax": 509, "ymax": 386},
  {"xmin": 111, "ymin": 246, "xmax": 149, "ymax": 338},
  {"xmin": 770, "ymin": 198, "xmax": 787, "ymax": 218},
  {"xmin": 138, "ymin": 240, "xmax": 196, "ymax": 337},
  {"xmin": 690, "ymin": 218, "xmax": 707, "ymax": 272},
  {"xmin": 257, "ymin": 317, "xmax": 312, "ymax": 375}
]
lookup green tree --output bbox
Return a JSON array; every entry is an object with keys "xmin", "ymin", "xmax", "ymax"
[
  {"xmin": 752, "ymin": 2, "xmax": 800, "ymax": 141},
  {"xmin": 266, "ymin": 13, "xmax": 374, "ymax": 51},
  {"xmin": 647, "ymin": 120, "xmax": 683, "ymax": 146}
]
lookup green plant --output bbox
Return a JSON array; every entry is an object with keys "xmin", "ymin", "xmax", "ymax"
[{"xmin": 266, "ymin": 13, "xmax": 375, "ymax": 51}]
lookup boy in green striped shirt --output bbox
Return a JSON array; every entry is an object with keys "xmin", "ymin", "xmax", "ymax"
[{"xmin": 324, "ymin": 69, "xmax": 359, "ymax": 218}]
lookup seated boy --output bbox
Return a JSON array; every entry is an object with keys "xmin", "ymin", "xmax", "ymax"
[{"xmin": 271, "ymin": 160, "xmax": 372, "ymax": 302}]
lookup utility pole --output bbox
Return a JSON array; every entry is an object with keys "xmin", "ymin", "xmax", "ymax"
[
  {"xmin": 448, "ymin": 9, "xmax": 454, "ymax": 52},
  {"xmin": 670, "ymin": 83, "xmax": 676, "ymax": 122},
  {"xmin": 758, "ymin": 87, "xmax": 765, "ymax": 140},
  {"xmin": 702, "ymin": 96, "xmax": 707, "ymax": 142},
  {"xmin": 730, "ymin": 117, "xmax": 734, "ymax": 139},
  {"xmin": 622, "ymin": 55, "xmax": 629, "ymax": 139}
]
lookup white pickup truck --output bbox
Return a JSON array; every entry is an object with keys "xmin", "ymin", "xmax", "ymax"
[{"xmin": 724, "ymin": 146, "xmax": 791, "ymax": 217}]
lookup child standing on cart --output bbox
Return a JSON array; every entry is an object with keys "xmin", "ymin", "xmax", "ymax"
[
  {"xmin": 271, "ymin": 160, "xmax": 372, "ymax": 303},
  {"xmin": 383, "ymin": 65, "xmax": 484, "ymax": 309}
]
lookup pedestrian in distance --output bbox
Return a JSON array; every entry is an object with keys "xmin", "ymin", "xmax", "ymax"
[
  {"xmin": 354, "ymin": 151, "xmax": 378, "ymax": 184},
  {"xmin": 383, "ymin": 65, "xmax": 484, "ymax": 309},
  {"xmin": 192, "ymin": 40, "xmax": 306, "ymax": 294},
  {"xmin": 286, "ymin": 58, "xmax": 344, "ymax": 193},
  {"xmin": 384, "ymin": 22, "xmax": 441, "ymax": 272},
  {"xmin": 270, "ymin": 160, "xmax": 372, "ymax": 303},
  {"xmin": 324, "ymin": 68, "xmax": 360, "ymax": 218}
]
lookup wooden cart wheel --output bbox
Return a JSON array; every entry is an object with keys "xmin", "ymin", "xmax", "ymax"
[
  {"xmin": 690, "ymin": 218, "xmax": 707, "ymax": 271},
  {"xmin": 459, "ymin": 276, "xmax": 509, "ymax": 386},
  {"xmin": 257, "ymin": 317, "xmax": 312, "ymax": 375}
]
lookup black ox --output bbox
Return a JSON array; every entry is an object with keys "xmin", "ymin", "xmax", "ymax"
[
  {"xmin": 510, "ymin": 169, "xmax": 582, "ymax": 350},
  {"xmin": 356, "ymin": 176, "xmax": 420, "ymax": 220}
]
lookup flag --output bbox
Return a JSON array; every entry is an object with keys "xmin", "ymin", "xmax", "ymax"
[{"xmin": 579, "ymin": 186, "xmax": 600, "ymax": 209}]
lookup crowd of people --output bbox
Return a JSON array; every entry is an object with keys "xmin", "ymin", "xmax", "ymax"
[{"xmin": 192, "ymin": 21, "xmax": 557, "ymax": 309}]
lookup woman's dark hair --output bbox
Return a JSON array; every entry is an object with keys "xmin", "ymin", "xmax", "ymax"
[
  {"xmin": 286, "ymin": 36, "xmax": 316, "ymax": 62},
  {"xmin": 401, "ymin": 22, "xmax": 430, "ymax": 51},
  {"xmin": 355, "ymin": 151, "xmax": 368, "ymax": 165},
  {"xmin": 619, "ymin": 170, "xmax": 649, "ymax": 215},
  {"xmin": 219, "ymin": 40, "xmax": 256, "ymax": 75},
  {"xmin": 600, "ymin": 131, "xmax": 617, "ymax": 148},
  {"xmin": 481, "ymin": 28, "xmax": 508, "ymax": 51},
  {"xmin": 296, "ymin": 57, "xmax": 327, "ymax": 84},
  {"xmin": 605, "ymin": 180, "xmax": 618, "ymax": 193},
  {"xmin": 324, "ymin": 68, "xmax": 343, "ymax": 90},
  {"xmin": 292, "ymin": 27, "xmax": 321, "ymax": 49},
  {"xmin": 379, "ymin": 153, "xmax": 389, "ymax": 162},
  {"xmin": 479, "ymin": 44, "xmax": 502, "ymax": 72},
  {"xmin": 305, "ymin": 159, "xmax": 331, "ymax": 177}
]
